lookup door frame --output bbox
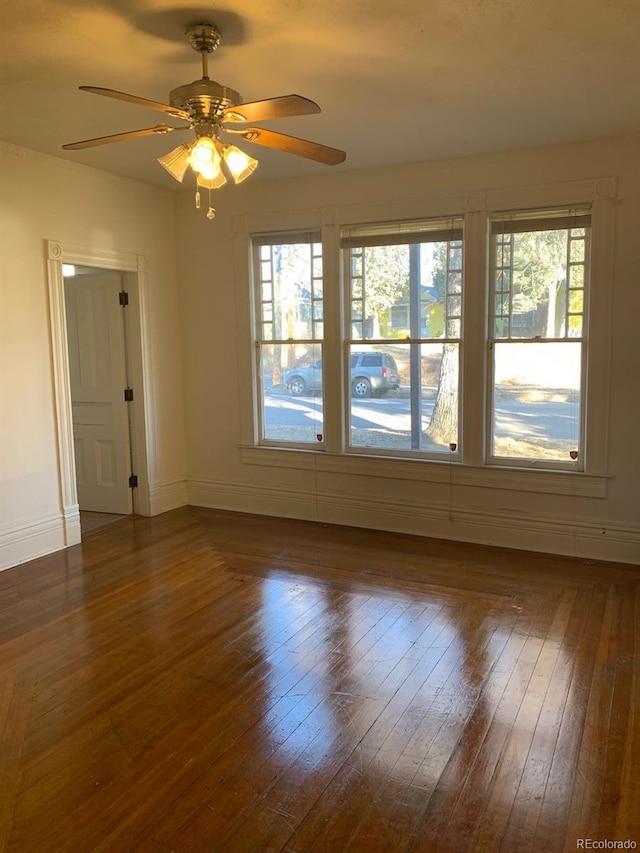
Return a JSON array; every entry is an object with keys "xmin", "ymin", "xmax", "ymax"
[{"xmin": 46, "ymin": 240, "xmax": 152, "ymax": 546}]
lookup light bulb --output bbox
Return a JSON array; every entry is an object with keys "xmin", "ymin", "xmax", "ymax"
[
  {"xmin": 222, "ymin": 145, "xmax": 258, "ymax": 183},
  {"xmin": 197, "ymin": 171, "xmax": 227, "ymax": 190},
  {"xmin": 198, "ymin": 161, "xmax": 220, "ymax": 181},
  {"xmin": 190, "ymin": 137, "xmax": 218, "ymax": 171}
]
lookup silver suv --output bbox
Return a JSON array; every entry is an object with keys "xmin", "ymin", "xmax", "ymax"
[{"xmin": 284, "ymin": 351, "xmax": 400, "ymax": 397}]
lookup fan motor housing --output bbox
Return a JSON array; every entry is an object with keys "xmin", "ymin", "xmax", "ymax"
[{"xmin": 170, "ymin": 79, "xmax": 242, "ymax": 120}]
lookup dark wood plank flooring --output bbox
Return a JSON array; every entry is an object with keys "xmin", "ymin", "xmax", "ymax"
[{"xmin": 0, "ymin": 507, "xmax": 638, "ymax": 852}]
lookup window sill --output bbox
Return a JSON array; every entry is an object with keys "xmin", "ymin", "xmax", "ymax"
[{"xmin": 239, "ymin": 446, "xmax": 609, "ymax": 498}]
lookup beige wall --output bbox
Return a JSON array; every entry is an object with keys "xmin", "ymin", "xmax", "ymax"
[
  {"xmin": 177, "ymin": 134, "xmax": 640, "ymax": 563},
  {"xmin": 0, "ymin": 142, "xmax": 187, "ymax": 568}
]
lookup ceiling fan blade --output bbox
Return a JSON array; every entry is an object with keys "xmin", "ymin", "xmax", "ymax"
[
  {"xmin": 238, "ymin": 127, "xmax": 346, "ymax": 166},
  {"xmin": 62, "ymin": 124, "xmax": 187, "ymax": 150},
  {"xmin": 223, "ymin": 95, "xmax": 320, "ymax": 123},
  {"xmin": 79, "ymin": 86, "xmax": 190, "ymax": 121}
]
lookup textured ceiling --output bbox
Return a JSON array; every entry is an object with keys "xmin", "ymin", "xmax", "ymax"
[{"xmin": 1, "ymin": 0, "xmax": 639, "ymax": 190}]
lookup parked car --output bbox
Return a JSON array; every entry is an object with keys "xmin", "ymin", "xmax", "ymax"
[{"xmin": 283, "ymin": 351, "xmax": 400, "ymax": 398}]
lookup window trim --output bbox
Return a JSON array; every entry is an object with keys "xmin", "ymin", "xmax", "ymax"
[{"xmin": 234, "ymin": 176, "xmax": 616, "ymax": 496}]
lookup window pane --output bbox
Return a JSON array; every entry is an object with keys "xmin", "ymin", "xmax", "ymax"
[
  {"xmin": 347, "ymin": 239, "xmax": 463, "ymax": 341},
  {"xmin": 569, "ymin": 265, "xmax": 584, "ymax": 288},
  {"xmin": 570, "ymin": 239, "xmax": 585, "ymax": 263},
  {"xmin": 349, "ymin": 343, "xmax": 458, "ymax": 454},
  {"xmin": 447, "ymin": 294, "xmax": 462, "ymax": 316},
  {"xmin": 260, "ymin": 343, "xmax": 324, "ymax": 444},
  {"xmin": 491, "ymin": 342, "xmax": 581, "ymax": 462},
  {"xmin": 449, "ymin": 245, "xmax": 462, "ymax": 268},
  {"xmin": 568, "ymin": 316, "xmax": 583, "ymax": 337},
  {"xmin": 357, "ymin": 245, "xmax": 411, "ymax": 339},
  {"xmin": 448, "ymin": 271, "xmax": 463, "ymax": 294},
  {"xmin": 491, "ymin": 225, "xmax": 588, "ymax": 340},
  {"xmin": 569, "ymin": 290, "xmax": 583, "ymax": 313},
  {"xmin": 446, "ymin": 318, "xmax": 461, "ymax": 338},
  {"xmin": 258, "ymin": 242, "xmax": 321, "ymax": 341},
  {"xmin": 496, "ymin": 269, "xmax": 511, "ymax": 291}
]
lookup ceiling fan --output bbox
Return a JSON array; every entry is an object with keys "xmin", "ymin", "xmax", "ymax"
[{"xmin": 63, "ymin": 22, "xmax": 346, "ymax": 218}]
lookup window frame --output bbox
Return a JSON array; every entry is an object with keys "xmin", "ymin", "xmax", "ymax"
[
  {"xmin": 251, "ymin": 229, "xmax": 325, "ymax": 449},
  {"xmin": 341, "ymin": 217, "xmax": 464, "ymax": 460},
  {"xmin": 486, "ymin": 208, "xmax": 592, "ymax": 471}
]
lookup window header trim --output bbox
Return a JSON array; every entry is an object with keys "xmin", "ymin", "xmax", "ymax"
[
  {"xmin": 491, "ymin": 208, "xmax": 591, "ymax": 235},
  {"xmin": 252, "ymin": 230, "xmax": 321, "ymax": 246},
  {"xmin": 341, "ymin": 217, "xmax": 464, "ymax": 248}
]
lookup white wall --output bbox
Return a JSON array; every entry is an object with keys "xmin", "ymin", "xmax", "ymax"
[
  {"xmin": 0, "ymin": 143, "xmax": 188, "ymax": 569},
  {"xmin": 177, "ymin": 134, "xmax": 640, "ymax": 564}
]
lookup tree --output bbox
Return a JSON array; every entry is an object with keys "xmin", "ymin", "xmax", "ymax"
[
  {"xmin": 511, "ymin": 229, "xmax": 567, "ymax": 337},
  {"xmin": 426, "ymin": 343, "xmax": 459, "ymax": 445},
  {"xmin": 357, "ymin": 245, "xmax": 410, "ymax": 337}
]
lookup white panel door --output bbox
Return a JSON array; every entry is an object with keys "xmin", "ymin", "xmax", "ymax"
[{"xmin": 65, "ymin": 272, "xmax": 133, "ymax": 514}]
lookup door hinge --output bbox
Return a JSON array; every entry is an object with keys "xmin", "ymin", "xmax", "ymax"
[
  {"xmin": 124, "ymin": 387, "xmax": 134, "ymax": 402},
  {"xmin": 129, "ymin": 474, "xmax": 138, "ymax": 488},
  {"xmin": 119, "ymin": 291, "xmax": 129, "ymax": 306}
]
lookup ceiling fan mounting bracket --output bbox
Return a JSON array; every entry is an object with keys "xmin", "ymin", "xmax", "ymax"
[
  {"xmin": 193, "ymin": 120, "xmax": 220, "ymax": 139},
  {"xmin": 185, "ymin": 23, "xmax": 222, "ymax": 55}
]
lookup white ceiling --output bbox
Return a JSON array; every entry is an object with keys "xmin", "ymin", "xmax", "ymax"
[{"xmin": 1, "ymin": 0, "xmax": 639, "ymax": 190}]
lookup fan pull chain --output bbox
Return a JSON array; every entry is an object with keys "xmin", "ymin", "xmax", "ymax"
[{"xmin": 207, "ymin": 188, "xmax": 216, "ymax": 220}]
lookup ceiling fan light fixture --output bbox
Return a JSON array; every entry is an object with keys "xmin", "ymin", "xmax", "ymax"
[
  {"xmin": 157, "ymin": 144, "xmax": 191, "ymax": 182},
  {"xmin": 222, "ymin": 144, "xmax": 258, "ymax": 183}
]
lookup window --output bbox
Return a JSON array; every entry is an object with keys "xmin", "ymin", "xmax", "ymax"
[
  {"xmin": 253, "ymin": 232, "xmax": 324, "ymax": 445},
  {"xmin": 342, "ymin": 219, "xmax": 463, "ymax": 455},
  {"xmin": 489, "ymin": 210, "xmax": 590, "ymax": 466},
  {"xmin": 247, "ymin": 195, "xmax": 603, "ymax": 479}
]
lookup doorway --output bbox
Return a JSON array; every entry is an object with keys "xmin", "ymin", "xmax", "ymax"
[
  {"xmin": 47, "ymin": 241, "xmax": 151, "ymax": 547},
  {"xmin": 64, "ymin": 266, "xmax": 133, "ymax": 516}
]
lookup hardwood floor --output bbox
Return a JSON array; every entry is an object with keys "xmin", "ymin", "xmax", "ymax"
[{"xmin": 0, "ymin": 507, "xmax": 638, "ymax": 852}]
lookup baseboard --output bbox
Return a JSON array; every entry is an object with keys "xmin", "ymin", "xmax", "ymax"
[
  {"xmin": 63, "ymin": 503, "xmax": 81, "ymax": 547},
  {"xmin": 148, "ymin": 479, "xmax": 189, "ymax": 516},
  {"xmin": 187, "ymin": 478, "xmax": 640, "ymax": 565},
  {"xmin": 0, "ymin": 513, "xmax": 67, "ymax": 572}
]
